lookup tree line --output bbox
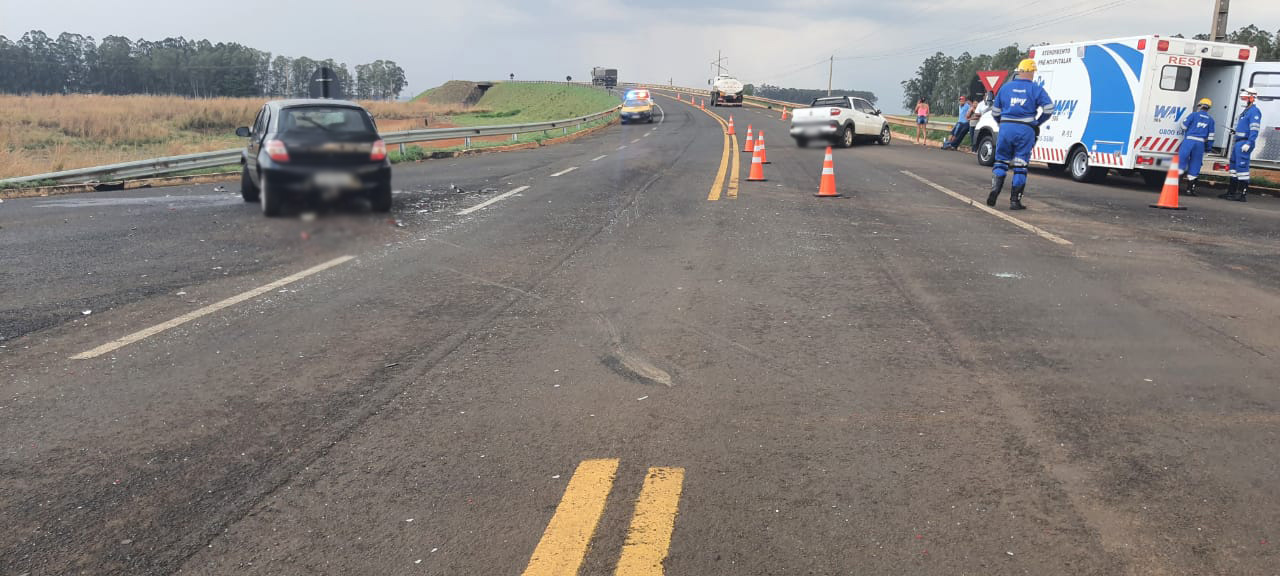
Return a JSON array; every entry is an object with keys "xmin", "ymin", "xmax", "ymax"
[
  {"xmin": 0, "ymin": 30, "xmax": 408, "ymax": 99},
  {"xmin": 900, "ymin": 25, "xmax": 1280, "ymax": 112},
  {"xmin": 749, "ymin": 83, "xmax": 878, "ymax": 106}
]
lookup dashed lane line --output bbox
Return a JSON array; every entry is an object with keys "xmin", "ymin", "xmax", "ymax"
[
  {"xmin": 70, "ymin": 255, "xmax": 356, "ymax": 359},
  {"xmin": 550, "ymin": 167, "xmax": 578, "ymax": 177},
  {"xmin": 592, "ymin": 155, "xmax": 608, "ymax": 162},
  {"xmin": 900, "ymin": 171, "xmax": 1073, "ymax": 246},
  {"xmin": 457, "ymin": 185, "xmax": 531, "ymax": 216},
  {"xmin": 618, "ymin": 145, "xmax": 628, "ymax": 150}
]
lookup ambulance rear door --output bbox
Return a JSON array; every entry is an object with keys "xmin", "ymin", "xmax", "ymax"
[
  {"xmin": 1132, "ymin": 52, "xmax": 1202, "ymax": 170},
  {"xmin": 1241, "ymin": 62, "xmax": 1280, "ymax": 168}
]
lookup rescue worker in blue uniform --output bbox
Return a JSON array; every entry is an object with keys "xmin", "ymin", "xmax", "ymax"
[
  {"xmin": 1220, "ymin": 88, "xmax": 1263, "ymax": 202},
  {"xmin": 987, "ymin": 59, "xmax": 1055, "ymax": 210},
  {"xmin": 1177, "ymin": 98, "xmax": 1215, "ymax": 196}
]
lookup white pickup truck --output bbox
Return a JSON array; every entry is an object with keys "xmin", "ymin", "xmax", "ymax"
[{"xmin": 789, "ymin": 96, "xmax": 891, "ymax": 148}]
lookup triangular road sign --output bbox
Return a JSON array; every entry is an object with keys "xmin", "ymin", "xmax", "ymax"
[{"xmin": 977, "ymin": 70, "xmax": 1009, "ymax": 93}]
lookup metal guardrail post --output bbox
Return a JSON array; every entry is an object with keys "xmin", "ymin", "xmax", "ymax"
[{"xmin": 465, "ymin": 137, "xmax": 472, "ymax": 149}]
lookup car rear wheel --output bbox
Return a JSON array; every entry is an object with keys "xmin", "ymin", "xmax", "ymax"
[
  {"xmin": 795, "ymin": 137, "xmax": 809, "ymax": 148},
  {"xmin": 240, "ymin": 165, "xmax": 259, "ymax": 202},
  {"xmin": 370, "ymin": 182, "xmax": 393, "ymax": 213},
  {"xmin": 839, "ymin": 124, "xmax": 854, "ymax": 148},
  {"xmin": 877, "ymin": 124, "xmax": 891, "ymax": 145},
  {"xmin": 977, "ymin": 134, "xmax": 995, "ymax": 167},
  {"xmin": 260, "ymin": 176, "xmax": 283, "ymax": 217}
]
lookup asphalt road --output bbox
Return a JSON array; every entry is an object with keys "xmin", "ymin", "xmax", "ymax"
[{"xmin": 3, "ymin": 94, "xmax": 1279, "ymax": 575}]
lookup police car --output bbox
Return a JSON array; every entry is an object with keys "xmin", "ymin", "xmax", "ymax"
[
  {"xmin": 973, "ymin": 35, "xmax": 1279, "ymax": 184},
  {"xmin": 621, "ymin": 89, "xmax": 656, "ymax": 124}
]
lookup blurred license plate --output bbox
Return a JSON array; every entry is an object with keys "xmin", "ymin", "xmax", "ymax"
[{"xmin": 315, "ymin": 172, "xmax": 357, "ymax": 188}]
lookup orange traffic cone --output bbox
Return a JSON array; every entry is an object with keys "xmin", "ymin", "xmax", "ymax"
[
  {"xmin": 815, "ymin": 146, "xmax": 840, "ymax": 197},
  {"xmin": 758, "ymin": 131, "xmax": 769, "ymax": 164},
  {"xmin": 727, "ymin": 115, "xmax": 736, "ymax": 135},
  {"xmin": 1149, "ymin": 157, "xmax": 1187, "ymax": 210},
  {"xmin": 700, "ymin": 98, "xmax": 705, "ymax": 110},
  {"xmin": 747, "ymin": 145, "xmax": 767, "ymax": 181},
  {"xmin": 781, "ymin": 108, "xmax": 790, "ymax": 120},
  {"xmin": 743, "ymin": 126, "xmax": 755, "ymax": 153}
]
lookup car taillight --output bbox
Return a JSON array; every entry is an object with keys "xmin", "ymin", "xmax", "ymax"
[
  {"xmin": 370, "ymin": 140, "xmax": 387, "ymax": 161},
  {"xmin": 265, "ymin": 139, "xmax": 289, "ymax": 162},
  {"xmin": 830, "ymin": 108, "xmax": 841, "ymax": 116},
  {"xmin": 1157, "ymin": 40, "xmax": 1169, "ymax": 52},
  {"xmin": 1239, "ymin": 48, "xmax": 1251, "ymax": 60}
]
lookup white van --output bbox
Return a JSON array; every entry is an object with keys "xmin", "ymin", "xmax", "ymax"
[{"xmin": 973, "ymin": 35, "xmax": 1280, "ymax": 184}]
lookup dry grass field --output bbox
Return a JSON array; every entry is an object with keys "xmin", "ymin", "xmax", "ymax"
[{"xmin": 0, "ymin": 94, "xmax": 472, "ymax": 179}]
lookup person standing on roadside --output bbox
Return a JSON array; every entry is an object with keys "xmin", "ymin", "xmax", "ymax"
[
  {"xmin": 987, "ymin": 59, "xmax": 1053, "ymax": 210},
  {"xmin": 943, "ymin": 96, "xmax": 971, "ymax": 150},
  {"xmin": 915, "ymin": 97, "xmax": 930, "ymax": 145},
  {"xmin": 1177, "ymin": 98, "xmax": 1215, "ymax": 196},
  {"xmin": 1220, "ymin": 87, "xmax": 1263, "ymax": 202},
  {"xmin": 971, "ymin": 91, "xmax": 993, "ymax": 152}
]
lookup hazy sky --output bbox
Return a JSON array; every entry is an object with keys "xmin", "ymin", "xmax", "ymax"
[{"xmin": 3, "ymin": 0, "xmax": 1280, "ymax": 111}]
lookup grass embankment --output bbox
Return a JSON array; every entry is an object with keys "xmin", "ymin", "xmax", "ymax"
[
  {"xmin": 386, "ymin": 82, "xmax": 620, "ymax": 162},
  {"xmin": 0, "ymin": 94, "xmax": 459, "ymax": 180},
  {"xmin": 415, "ymin": 80, "xmax": 479, "ymax": 105},
  {"xmin": 448, "ymin": 83, "xmax": 619, "ymax": 126}
]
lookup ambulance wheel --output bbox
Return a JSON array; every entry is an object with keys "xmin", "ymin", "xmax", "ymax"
[
  {"xmin": 1069, "ymin": 147, "xmax": 1107, "ymax": 183},
  {"xmin": 976, "ymin": 134, "xmax": 995, "ymax": 167}
]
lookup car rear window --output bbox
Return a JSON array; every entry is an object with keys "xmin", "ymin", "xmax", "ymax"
[
  {"xmin": 811, "ymin": 97, "xmax": 850, "ymax": 108},
  {"xmin": 279, "ymin": 106, "xmax": 374, "ymax": 133}
]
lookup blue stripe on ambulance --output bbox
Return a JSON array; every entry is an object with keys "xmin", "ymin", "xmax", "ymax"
[
  {"xmin": 1105, "ymin": 42, "xmax": 1144, "ymax": 80},
  {"xmin": 1079, "ymin": 45, "xmax": 1140, "ymax": 159}
]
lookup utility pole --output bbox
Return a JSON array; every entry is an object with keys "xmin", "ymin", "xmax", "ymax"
[
  {"xmin": 1210, "ymin": 0, "xmax": 1230, "ymax": 42},
  {"xmin": 827, "ymin": 55, "xmax": 834, "ymax": 96}
]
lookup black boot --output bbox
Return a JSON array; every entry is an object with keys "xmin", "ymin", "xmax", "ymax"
[
  {"xmin": 1009, "ymin": 185, "xmax": 1027, "ymax": 210},
  {"xmin": 1233, "ymin": 180, "xmax": 1248, "ymax": 202},
  {"xmin": 1218, "ymin": 178, "xmax": 1238, "ymax": 199},
  {"xmin": 1184, "ymin": 177, "xmax": 1198, "ymax": 196},
  {"xmin": 987, "ymin": 174, "xmax": 1005, "ymax": 207}
]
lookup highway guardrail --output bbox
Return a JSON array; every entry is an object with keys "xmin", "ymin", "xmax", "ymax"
[
  {"xmin": 624, "ymin": 83, "xmax": 953, "ymax": 133},
  {"xmin": 1, "ymin": 106, "xmax": 620, "ymax": 188}
]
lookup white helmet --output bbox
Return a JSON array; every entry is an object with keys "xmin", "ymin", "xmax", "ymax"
[{"xmin": 1240, "ymin": 87, "xmax": 1258, "ymax": 100}]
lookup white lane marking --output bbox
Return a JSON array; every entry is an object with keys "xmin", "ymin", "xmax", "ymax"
[
  {"xmin": 458, "ymin": 185, "xmax": 531, "ymax": 216},
  {"xmin": 591, "ymin": 155, "xmax": 608, "ymax": 162},
  {"xmin": 618, "ymin": 145, "xmax": 628, "ymax": 150},
  {"xmin": 901, "ymin": 171, "xmax": 1072, "ymax": 246},
  {"xmin": 655, "ymin": 103, "xmax": 665, "ymax": 125},
  {"xmin": 631, "ymin": 138, "xmax": 641, "ymax": 144},
  {"xmin": 642, "ymin": 132, "xmax": 651, "ymax": 138},
  {"xmin": 70, "ymin": 255, "xmax": 356, "ymax": 360},
  {"xmin": 550, "ymin": 167, "xmax": 578, "ymax": 177}
]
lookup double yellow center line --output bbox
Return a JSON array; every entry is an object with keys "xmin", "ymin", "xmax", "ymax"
[
  {"xmin": 660, "ymin": 92, "xmax": 739, "ymax": 201},
  {"xmin": 521, "ymin": 459, "xmax": 686, "ymax": 576}
]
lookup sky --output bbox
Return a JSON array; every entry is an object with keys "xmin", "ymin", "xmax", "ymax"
[{"xmin": 3, "ymin": 0, "xmax": 1280, "ymax": 112}]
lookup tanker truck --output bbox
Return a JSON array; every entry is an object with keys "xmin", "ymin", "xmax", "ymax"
[{"xmin": 709, "ymin": 75, "xmax": 744, "ymax": 107}]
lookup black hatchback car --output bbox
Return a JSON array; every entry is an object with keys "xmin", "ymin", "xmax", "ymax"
[{"xmin": 237, "ymin": 99, "xmax": 392, "ymax": 216}]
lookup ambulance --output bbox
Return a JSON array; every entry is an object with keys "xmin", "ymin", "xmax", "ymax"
[{"xmin": 973, "ymin": 35, "xmax": 1280, "ymax": 185}]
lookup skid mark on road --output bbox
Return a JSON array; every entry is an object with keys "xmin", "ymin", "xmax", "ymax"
[
  {"xmin": 901, "ymin": 171, "xmax": 1073, "ymax": 246},
  {"xmin": 71, "ymin": 255, "xmax": 355, "ymax": 359}
]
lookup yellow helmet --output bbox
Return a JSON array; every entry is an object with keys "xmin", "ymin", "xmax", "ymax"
[
  {"xmin": 1016, "ymin": 58, "xmax": 1038, "ymax": 73},
  {"xmin": 1198, "ymin": 98, "xmax": 1212, "ymax": 108}
]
